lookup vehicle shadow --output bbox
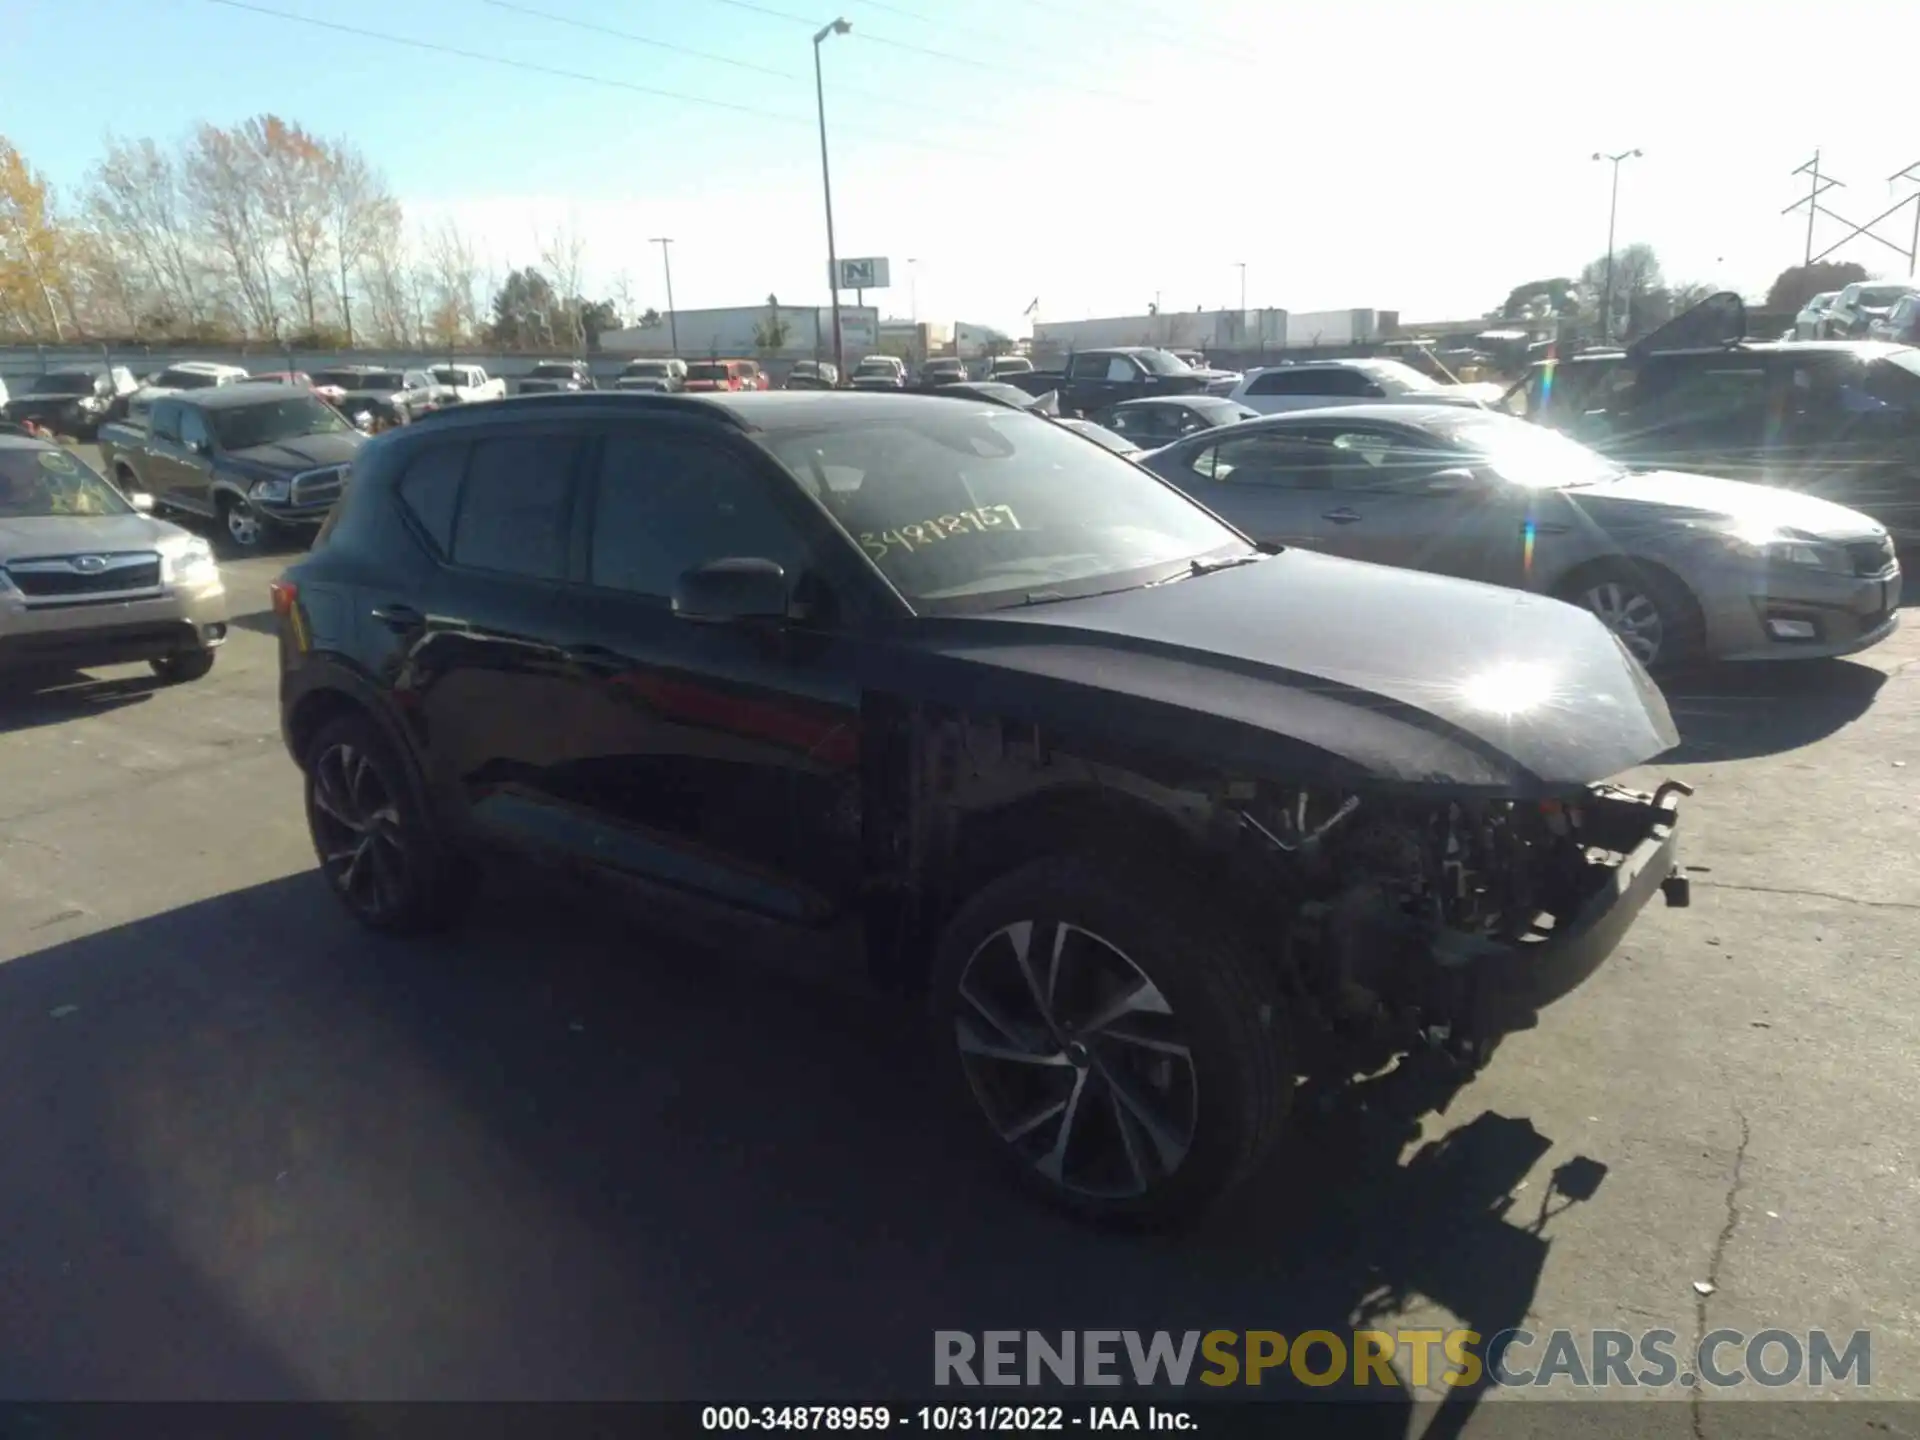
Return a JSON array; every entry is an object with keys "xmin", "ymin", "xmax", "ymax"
[
  {"xmin": 0, "ymin": 669, "xmax": 160, "ymax": 734},
  {"xmin": 1658, "ymin": 659, "xmax": 1886, "ymax": 763},
  {"xmin": 0, "ymin": 868, "xmax": 1590, "ymax": 1422},
  {"xmin": 223, "ymin": 609, "xmax": 280, "ymax": 637}
]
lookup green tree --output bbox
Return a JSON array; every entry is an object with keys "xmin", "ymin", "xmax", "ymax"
[
  {"xmin": 753, "ymin": 292, "xmax": 791, "ymax": 352},
  {"xmin": 1496, "ymin": 276, "xmax": 1579, "ymax": 321},
  {"xmin": 1765, "ymin": 261, "xmax": 1869, "ymax": 314},
  {"xmin": 488, "ymin": 266, "xmax": 560, "ymax": 348}
]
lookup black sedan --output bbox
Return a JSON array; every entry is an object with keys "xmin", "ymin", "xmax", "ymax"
[{"xmin": 1090, "ymin": 395, "xmax": 1259, "ymax": 450}]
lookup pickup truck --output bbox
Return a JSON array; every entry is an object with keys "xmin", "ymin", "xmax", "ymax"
[
  {"xmin": 1005, "ymin": 346, "xmax": 1213, "ymax": 415},
  {"xmin": 309, "ymin": 366, "xmax": 443, "ymax": 430},
  {"xmin": 428, "ymin": 364, "xmax": 508, "ymax": 404},
  {"xmin": 96, "ymin": 383, "xmax": 364, "ymax": 554}
]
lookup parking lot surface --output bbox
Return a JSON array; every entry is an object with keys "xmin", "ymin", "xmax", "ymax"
[{"xmin": 2, "ymin": 511, "xmax": 1917, "ymax": 1424}]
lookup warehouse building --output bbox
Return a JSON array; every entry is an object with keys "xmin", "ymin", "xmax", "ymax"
[
  {"xmin": 1030, "ymin": 308, "xmax": 1400, "ymax": 361},
  {"xmin": 599, "ymin": 304, "xmax": 881, "ymax": 360}
]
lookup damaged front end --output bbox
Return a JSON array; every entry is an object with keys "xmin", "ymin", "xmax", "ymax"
[{"xmin": 1228, "ymin": 777, "xmax": 1692, "ymax": 1069}]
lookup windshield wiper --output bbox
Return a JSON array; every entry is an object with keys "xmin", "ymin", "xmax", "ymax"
[{"xmin": 1187, "ymin": 552, "xmax": 1266, "ymax": 576}]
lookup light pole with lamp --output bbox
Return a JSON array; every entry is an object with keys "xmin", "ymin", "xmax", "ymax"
[
  {"xmin": 1592, "ymin": 148, "xmax": 1642, "ymax": 343},
  {"xmin": 649, "ymin": 237, "xmax": 679, "ymax": 356},
  {"xmin": 814, "ymin": 17, "xmax": 852, "ymax": 381}
]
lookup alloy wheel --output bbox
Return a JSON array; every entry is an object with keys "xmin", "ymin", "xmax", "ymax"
[
  {"xmin": 309, "ymin": 741, "xmax": 410, "ymax": 921},
  {"xmin": 1581, "ymin": 580, "xmax": 1665, "ymax": 666},
  {"xmin": 954, "ymin": 920, "xmax": 1198, "ymax": 1199},
  {"xmin": 225, "ymin": 499, "xmax": 263, "ymax": 550}
]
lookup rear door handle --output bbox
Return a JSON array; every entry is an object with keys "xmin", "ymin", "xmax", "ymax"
[
  {"xmin": 370, "ymin": 603, "xmax": 424, "ymax": 632},
  {"xmin": 1322, "ymin": 508, "xmax": 1362, "ymax": 524}
]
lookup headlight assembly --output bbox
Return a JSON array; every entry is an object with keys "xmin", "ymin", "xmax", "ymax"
[
  {"xmin": 1718, "ymin": 524, "xmax": 1850, "ymax": 574},
  {"xmin": 163, "ymin": 540, "xmax": 218, "ymax": 584},
  {"xmin": 250, "ymin": 478, "xmax": 291, "ymax": 501}
]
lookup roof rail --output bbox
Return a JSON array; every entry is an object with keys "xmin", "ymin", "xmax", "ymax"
[{"xmin": 405, "ymin": 390, "xmax": 751, "ymax": 430}]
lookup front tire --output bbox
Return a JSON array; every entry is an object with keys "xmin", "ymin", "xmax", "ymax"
[
  {"xmin": 932, "ymin": 852, "xmax": 1290, "ymax": 1229},
  {"xmin": 303, "ymin": 712, "xmax": 463, "ymax": 935},
  {"xmin": 150, "ymin": 650, "xmax": 215, "ymax": 683},
  {"xmin": 220, "ymin": 495, "xmax": 273, "ymax": 555},
  {"xmin": 1563, "ymin": 561, "xmax": 1705, "ymax": 669}
]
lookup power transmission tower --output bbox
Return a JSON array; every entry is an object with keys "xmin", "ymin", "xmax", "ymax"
[
  {"xmin": 1783, "ymin": 152, "xmax": 1920, "ymax": 272},
  {"xmin": 1782, "ymin": 153, "xmax": 1845, "ymax": 265}
]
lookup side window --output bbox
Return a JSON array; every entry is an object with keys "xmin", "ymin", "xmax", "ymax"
[
  {"xmin": 1068, "ymin": 353, "xmax": 1109, "ymax": 380},
  {"xmin": 1319, "ymin": 369, "xmax": 1382, "ymax": 398},
  {"xmin": 1104, "ymin": 356, "xmax": 1138, "ymax": 382},
  {"xmin": 397, "ymin": 442, "xmax": 468, "ymax": 556},
  {"xmin": 1246, "ymin": 369, "xmax": 1316, "ymax": 397},
  {"xmin": 150, "ymin": 401, "xmax": 181, "ymax": 442},
  {"xmin": 1863, "ymin": 359, "xmax": 1920, "ymax": 409},
  {"xmin": 1319, "ymin": 429, "xmax": 1454, "ymax": 490},
  {"xmin": 450, "ymin": 434, "xmax": 582, "ymax": 579},
  {"xmin": 178, "ymin": 408, "xmax": 211, "ymax": 449},
  {"xmin": 1634, "ymin": 362, "xmax": 1771, "ymax": 439},
  {"xmin": 588, "ymin": 433, "xmax": 811, "ymax": 599},
  {"xmin": 403, "ymin": 371, "xmax": 430, "ymax": 390},
  {"xmin": 1210, "ymin": 433, "xmax": 1327, "ymax": 488}
]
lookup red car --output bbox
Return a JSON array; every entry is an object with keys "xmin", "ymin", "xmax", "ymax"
[{"xmin": 683, "ymin": 359, "xmax": 765, "ymax": 392}]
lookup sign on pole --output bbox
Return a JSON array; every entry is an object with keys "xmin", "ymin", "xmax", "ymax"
[{"xmin": 833, "ymin": 257, "xmax": 890, "ymax": 291}]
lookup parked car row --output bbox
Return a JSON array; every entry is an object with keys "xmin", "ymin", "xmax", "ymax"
[{"xmin": 1794, "ymin": 282, "xmax": 1920, "ymax": 342}]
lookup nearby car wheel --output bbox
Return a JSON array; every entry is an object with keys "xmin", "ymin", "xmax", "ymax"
[
  {"xmin": 220, "ymin": 495, "xmax": 271, "ymax": 554},
  {"xmin": 149, "ymin": 649, "xmax": 215, "ymax": 683},
  {"xmin": 932, "ymin": 852, "xmax": 1290, "ymax": 1229},
  {"xmin": 1565, "ymin": 562, "xmax": 1704, "ymax": 669},
  {"xmin": 303, "ymin": 712, "xmax": 463, "ymax": 935}
]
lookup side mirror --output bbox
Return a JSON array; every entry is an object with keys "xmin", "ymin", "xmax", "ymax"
[
  {"xmin": 672, "ymin": 557, "xmax": 791, "ymax": 624},
  {"xmin": 191, "ymin": 438, "xmax": 212, "ymax": 456},
  {"xmin": 1425, "ymin": 466, "xmax": 1490, "ymax": 494},
  {"xmin": 129, "ymin": 492, "xmax": 155, "ymax": 513}
]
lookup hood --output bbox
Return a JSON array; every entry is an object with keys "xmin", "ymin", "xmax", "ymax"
[
  {"xmin": 1574, "ymin": 469, "xmax": 1883, "ymax": 537},
  {"xmin": 223, "ymin": 430, "xmax": 364, "ymax": 473},
  {"xmin": 0, "ymin": 510, "xmax": 189, "ymax": 559},
  {"xmin": 1446, "ymin": 380, "xmax": 1505, "ymax": 404},
  {"xmin": 892, "ymin": 548, "xmax": 1676, "ymax": 792}
]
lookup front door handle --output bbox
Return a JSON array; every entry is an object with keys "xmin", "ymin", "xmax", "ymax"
[
  {"xmin": 370, "ymin": 603, "xmax": 425, "ymax": 632},
  {"xmin": 1322, "ymin": 508, "xmax": 1362, "ymax": 524}
]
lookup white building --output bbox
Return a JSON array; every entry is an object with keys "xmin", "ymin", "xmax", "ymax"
[
  {"xmin": 1031, "ymin": 307, "xmax": 1399, "ymax": 360},
  {"xmin": 600, "ymin": 305, "xmax": 881, "ymax": 360}
]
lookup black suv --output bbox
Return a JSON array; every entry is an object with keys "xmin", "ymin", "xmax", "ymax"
[
  {"xmin": 1507, "ymin": 292, "xmax": 1920, "ymax": 539},
  {"xmin": 274, "ymin": 390, "xmax": 1689, "ymax": 1226}
]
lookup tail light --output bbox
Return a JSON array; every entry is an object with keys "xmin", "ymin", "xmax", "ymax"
[{"xmin": 268, "ymin": 579, "xmax": 298, "ymax": 617}]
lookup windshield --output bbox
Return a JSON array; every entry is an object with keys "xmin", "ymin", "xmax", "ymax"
[
  {"xmin": 157, "ymin": 368, "xmax": 221, "ymax": 389},
  {"xmin": 309, "ymin": 371, "xmax": 360, "ymax": 389},
  {"xmin": 1059, "ymin": 418, "xmax": 1140, "ymax": 455},
  {"xmin": 687, "ymin": 363, "xmax": 732, "ymax": 381},
  {"xmin": 33, "ymin": 372, "xmax": 96, "ymax": 394},
  {"xmin": 0, "ymin": 446, "xmax": 130, "ymax": 517},
  {"xmin": 1135, "ymin": 350, "xmax": 1194, "ymax": 376},
  {"xmin": 361, "ymin": 372, "xmax": 405, "ymax": 389},
  {"xmin": 855, "ymin": 358, "xmax": 899, "ymax": 374},
  {"xmin": 990, "ymin": 357, "xmax": 1032, "ymax": 372},
  {"xmin": 623, "ymin": 362, "xmax": 671, "ymax": 377},
  {"xmin": 1365, "ymin": 360, "xmax": 1443, "ymax": 393},
  {"xmin": 209, "ymin": 396, "xmax": 353, "ymax": 450},
  {"xmin": 766, "ymin": 408, "xmax": 1245, "ymax": 612},
  {"xmin": 529, "ymin": 363, "xmax": 576, "ymax": 379},
  {"xmin": 1859, "ymin": 286, "xmax": 1911, "ymax": 307},
  {"xmin": 925, "ymin": 360, "xmax": 965, "ymax": 374},
  {"xmin": 1435, "ymin": 411, "xmax": 1625, "ymax": 489}
]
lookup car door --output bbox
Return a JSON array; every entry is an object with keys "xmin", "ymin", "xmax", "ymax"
[
  {"xmin": 1609, "ymin": 355, "xmax": 1775, "ymax": 478},
  {"xmin": 535, "ymin": 419, "xmax": 868, "ymax": 921},
  {"xmin": 1063, "ymin": 352, "xmax": 1117, "ymax": 412},
  {"xmin": 1778, "ymin": 352, "xmax": 1920, "ymax": 536},
  {"xmin": 1279, "ymin": 420, "xmax": 1527, "ymax": 585},
  {"xmin": 172, "ymin": 405, "xmax": 221, "ymax": 514},
  {"xmin": 396, "ymin": 428, "xmax": 598, "ymax": 851},
  {"xmin": 1157, "ymin": 430, "xmax": 1335, "ymax": 546},
  {"xmin": 143, "ymin": 399, "xmax": 199, "ymax": 513}
]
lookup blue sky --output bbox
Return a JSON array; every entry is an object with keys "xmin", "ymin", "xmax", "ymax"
[{"xmin": 7, "ymin": 0, "xmax": 1918, "ymax": 333}]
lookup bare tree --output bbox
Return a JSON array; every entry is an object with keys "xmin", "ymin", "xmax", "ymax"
[
  {"xmin": 323, "ymin": 140, "xmax": 399, "ymax": 346},
  {"xmin": 83, "ymin": 137, "xmax": 208, "ymax": 332},
  {"xmin": 537, "ymin": 215, "xmax": 589, "ymax": 353},
  {"xmin": 357, "ymin": 201, "xmax": 415, "ymax": 346},
  {"xmin": 609, "ymin": 269, "xmax": 636, "ymax": 328},
  {"xmin": 248, "ymin": 115, "xmax": 334, "ymax": 337},
  {"xmin": 184, "ymin": 122, "xmax": 281, "ymax": 338},
  {"xmin": 423, "ymin": 219, "xmax": 482, "ymax": 346}
]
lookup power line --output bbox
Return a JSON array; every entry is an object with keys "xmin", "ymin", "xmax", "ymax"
[
  {"xmin": 482, "ymin": 0, "xmax": 791, "ymax": 78},
  {"xmin": 701, "ymin": 0, "xmax": 1148, "ymax": 105},
  {"xmin": 204, "ymin": 0, "xmax": 808, "ymax": 120},
  {"xmin": 1009, "ymin": 0, "xmax": 1258, "ymax": 67}
]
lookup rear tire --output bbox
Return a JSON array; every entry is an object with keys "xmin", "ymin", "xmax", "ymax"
[
  {"xmin": 150, "ymin": 650, "xmax": 215, "ymax": 683},
  {"xmin": 931, "ymin": 852, "xmax": 1291, "ymax": 1230},
  {"xmin": 302, "ymin": 712, "xmax": 464, "ymax": 936}
]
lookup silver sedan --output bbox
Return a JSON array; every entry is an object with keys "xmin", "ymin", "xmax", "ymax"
[{"xmin": 1136, "ymin": 403, "xmax": 1901, "ymax": 668}]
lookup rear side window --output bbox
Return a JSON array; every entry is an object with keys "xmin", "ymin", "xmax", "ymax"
[
  {"xmin": 397, "ymin": 443, "xmax": 467, "ymax": 556},
  {"xmin": 150, "ymin": 401, "xmax": 181, "ymax": 442},
  {"xmin": 450, "ymin": 435, "xmax": 582, "ymax": 580}
]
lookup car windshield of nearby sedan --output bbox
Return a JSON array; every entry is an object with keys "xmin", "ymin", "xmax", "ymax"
[
  {"xmin": 854, "ymin": 359, "xmax": 897, "ymax": 376},
  {"xmin": 209, "ymin": 396, "xmax": 353, "ymax": 451},
  {"xmin": 155, "ymin": 368, "xmax": 221, "ymax": 389},
  {"xmin": 529, "ymin": 363, "xmax": 578, "ymax": 379},
  {"xmin": 616, "ymin": 361, "xmax": 666, "ymax": 378},
  {"xmin": 32, "ymin": 371, "xmax": 97, "ymax": 394},
  {"xmin": 687, "ymin": 362, "xmax": 732, "ymax": 381},
  {"xmin": 767, "ymin": 407, "xmax": 1248, "ymax": 611},
  {"xmin": 0, "ymin": 447, "xmax": 131, "ymax": 517},
  {"xmin": 1134, "ymin": 349, "xmax": 1195, "ymax": 376},
  {"xmin": 1430, "ymin": 411, "xmax": 1626, "ymax": 489}
]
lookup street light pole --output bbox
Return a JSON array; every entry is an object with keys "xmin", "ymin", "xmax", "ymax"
[
  {"xmin": 650, "ymin": 237, "xmax": 679, "ymax": 355},
  {"xmin": 1592, "ymin": 148, "xmax": 1642, "ymax": 343},
  {"xmin": 814, "ymin": 18, "xmax": 852, "ymax": 382},
  {"xmin": 1236, "ymin": 262, "xmax": 1246, "ymax": 314}
]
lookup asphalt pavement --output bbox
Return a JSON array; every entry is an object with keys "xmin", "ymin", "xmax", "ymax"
[{"xmin": 1, "ymin": 505, "xmax": 1917, "ymax": 1426}]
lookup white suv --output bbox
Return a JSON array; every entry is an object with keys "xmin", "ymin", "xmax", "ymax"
[{"xmin": 1228, "ymin": 357, "xmax": 1497, "ymax": 415}]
